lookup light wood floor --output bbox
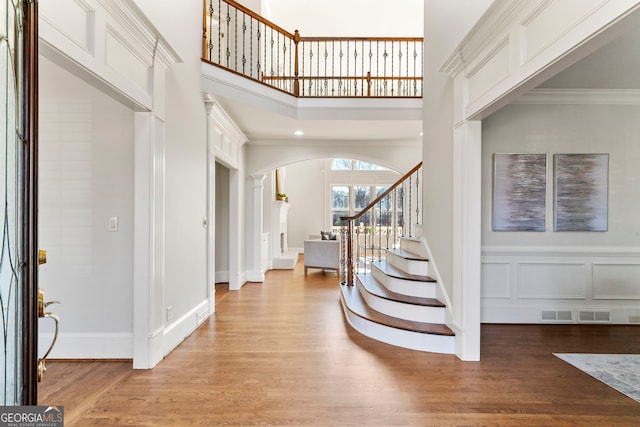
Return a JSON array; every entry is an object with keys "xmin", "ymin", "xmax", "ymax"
[{"xmin": 39, "ymin": 257, "xmax": 640, "ymax": 426}]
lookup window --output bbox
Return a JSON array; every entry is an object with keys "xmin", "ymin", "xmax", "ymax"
[
  {"xmin": 331, "ymin": 159, "xmax": 387, "ymax": 171},
  {"xmin": 328, "ymin": 159, "xmax": 400, "ymax": 231},
  {"xmin": 332, "ymin": 186, "xmax": 349, "ymax": 226}
]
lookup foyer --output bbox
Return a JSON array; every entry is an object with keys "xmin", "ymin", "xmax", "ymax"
[{"xmin": 39, "ymin": 257, "xmax": 640, "ymax": 426}]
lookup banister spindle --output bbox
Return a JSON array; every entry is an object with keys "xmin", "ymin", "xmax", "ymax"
[{"xmin": 293, "ymin": 30, "xmax": 300, "ymax": 96}]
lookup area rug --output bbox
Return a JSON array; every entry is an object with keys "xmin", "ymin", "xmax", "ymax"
[{"xmin": 554, "ymin": 353, "xmax": 640, "ymax": 403}]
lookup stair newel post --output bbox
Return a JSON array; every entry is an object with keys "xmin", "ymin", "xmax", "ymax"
[
  {"xmin": 415, "ymin": 166, "xmax": 421, "ymax": 231},
  {"xmin": 346, "ymin": 220, "xmax": 354, "ymax": 285},
  {"xmin": 293, "ymin": 30, "xmax": 300, "ymax": 96}
]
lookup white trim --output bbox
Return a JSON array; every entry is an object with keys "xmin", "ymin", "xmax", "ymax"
[
  {"xmin": 163, "ymin": 300, "xmax": 210, "ymax": 356},
  {"xmin": 515, "ymin": 89, "xmax": 640, "ymax": 105},
  {"xmin": 41, "ymin": 333, "xmax": 133, "ymax": 359}
]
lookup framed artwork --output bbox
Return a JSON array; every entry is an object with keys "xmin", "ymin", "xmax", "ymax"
[
  {"xmin": 492, "ymin": 153, "xmax": 547, "ymax": 231},
  {"xmin": 554, "ymin": 154, "xmax": 608, "ymax": 231}
]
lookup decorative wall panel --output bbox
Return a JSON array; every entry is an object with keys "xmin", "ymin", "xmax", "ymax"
[
  {"xmin": 517, "ymin": 262, "xmax": 586, "ymax": 299},
  {"xmin": 481, "ymin": 262, "xmax": 511, "ymax": 298},
  {"xmin": 593, "ymin": 263, "xmax": 640, "ymax": 299}
]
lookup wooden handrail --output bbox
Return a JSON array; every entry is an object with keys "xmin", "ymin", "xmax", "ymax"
[
  {"xmin": 299, "ymin": 36, "xmax": 423, "ymax": 42},
  {"xmin": 220, "ymin": 0, "xmax": 295, "ymax": 39},
  {"xmin": 341, "ymin": 162, "xmax": 422, "ymax": 223},
  {"xmin": 262, "ymin": 76, "xmax": 423, "ymax": 81}
]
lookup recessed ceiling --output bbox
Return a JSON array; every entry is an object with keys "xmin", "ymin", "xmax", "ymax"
[{"xmin": 215, "ymin": 95, "xmax": 423, "ymax": 144}]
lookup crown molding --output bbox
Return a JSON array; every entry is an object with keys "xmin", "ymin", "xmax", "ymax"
[
  {"xmin": 440, "ymin": 0, "xmax": 529, "ymax": 76},
  {"xmin": 514, "ymin": 88, "xmax": 640, "ymax": 105}
]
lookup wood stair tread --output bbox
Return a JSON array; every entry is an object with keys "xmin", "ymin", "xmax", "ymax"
[
  {"xmin": 357, "ymin": 273, "xmax": 444, "ymax": 307},
  {"xmin": 387, "ymin": 247, "xmax": 428, "ymax": 261},
  {"xmin": 371, "ymin": 260, "xmax": 435, "ymax": 283},
  {"xmin": 339, "ymin": 284, "xmax": 455, "ymax": 336}
]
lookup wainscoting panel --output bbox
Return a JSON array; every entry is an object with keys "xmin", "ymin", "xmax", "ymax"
[
  {"xmin": 593, "ymin": 263, "xmax": 640, "ymax": 300},
  {"xmin": 482, "ymin": 247, "xmax": 640, "ymax": 323},
  {"xmin": 516, "ymin": 262, "xmax": 586, "ymax": 299},
  {"xmin": 481, "ymin": 262, "xmax": 511, "ymax": 299}
]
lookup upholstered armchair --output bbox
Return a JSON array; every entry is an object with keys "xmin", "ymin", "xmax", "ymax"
[{"xmin": 303, "ymin": 239, "xmax": 340, "ymax": 275}]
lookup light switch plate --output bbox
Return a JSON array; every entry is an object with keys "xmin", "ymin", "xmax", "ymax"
[{"xmin": 108, "ymin": 216, "xmax": 119, "ymax": 232}]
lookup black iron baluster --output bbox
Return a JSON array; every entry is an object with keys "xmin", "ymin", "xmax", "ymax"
[
  {"xmin": 270, "ymin": 28, "xmax": 274, "ymax": 79},
  {"xmin": 207, "ymin": 0, "xmax": 214, "ymax": 61},
  {"xmin": 249, "ymin": 17, "xmax": 253, "ymax": 79},
  {"xmin": 256, "ymin": 24, "xmax": 261, "ymax": 79}
]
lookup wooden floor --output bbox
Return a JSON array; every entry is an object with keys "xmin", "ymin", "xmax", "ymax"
[{"xmin": 39, "ymin": 257, "xmax": 640, "ymax": 426}]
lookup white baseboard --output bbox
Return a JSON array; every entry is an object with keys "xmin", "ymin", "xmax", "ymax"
[
  {"xmin": 42, "ymin": 299, "xmax": 212, "ymax": 362},
  {"xmin": 163, "ymin": 299, "xmax": 210, "ymax": 356},
  {"xmin": 40, "ymin": 332, "xmax": 133, "ymax": 359}
]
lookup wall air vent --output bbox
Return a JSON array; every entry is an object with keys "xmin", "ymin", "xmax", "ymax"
[
  {"xmin": 541, "ymin": 310, "xmax": 572, "ymax": 322},
  {"xmin": 578, "ymin": 311, "xmax": 610, "ymax": 323}
]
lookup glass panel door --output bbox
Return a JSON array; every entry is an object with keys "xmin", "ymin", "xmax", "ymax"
[{"xmin": 1, "ymin": 0, "xmax": 35, "ymax": 405}]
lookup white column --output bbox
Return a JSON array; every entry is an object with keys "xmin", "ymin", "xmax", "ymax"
[
  {"xmin": 204, "ymin": 96, "xmax": 216, "ymax": 312},
  {"xmin": 452, "ymin": 121, "xmax": 481, "ymax": 361},
  {"xmin": 133, "ymin": 112, "xmax": 165, "ymax": 369},
  {"xmin": 246, "ymin": 174, "xmax": 266, "ymax": 282}
]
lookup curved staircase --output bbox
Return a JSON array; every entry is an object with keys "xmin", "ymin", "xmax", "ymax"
[{"xmin": 339, "ymin": 237, "xmax": 455, "ymax": 354}]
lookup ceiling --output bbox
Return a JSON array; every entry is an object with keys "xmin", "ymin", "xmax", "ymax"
[
  {"xmin": 537, "ymin": 24, "xmax": 640, "ymax": 90},
  {"xmin": 213, "ymin": 24, "xmax": 640, "ymax": 146},
  {"xmin": 215, "ymin": 97, "xmax": 423, "ymax": 143}
]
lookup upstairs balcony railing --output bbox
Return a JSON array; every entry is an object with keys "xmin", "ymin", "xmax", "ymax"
[
  {"xmin": 202, "ymin": 0, "xmax": 423, "ymax": 97},
  {"xmin": 339, "ymin": 162, "xmax": 422, "ymax": 286}
]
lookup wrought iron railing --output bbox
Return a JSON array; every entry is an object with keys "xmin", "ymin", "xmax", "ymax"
[
  {"xmin": 202, "ymin": 0, "xmax": 423, "ymax": 97},
  {"xmin": 339, "ymin": 162, "xmax": 422, "ymax": 286}
]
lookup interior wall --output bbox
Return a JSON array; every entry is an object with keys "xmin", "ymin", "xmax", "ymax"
[
  {"xmin": 481, "ymin": 102, "xmax": 640, "ymax": 324},
  {"xmin": 215, "ymin": 162, "xmax": 230, "ymax": 282},
  {"xmin": 134, "ymin": 0, "xmax": 209, "ymax": 324},
  {"xmin": 39, "ymin": 56, "xmax": 134, "ymax": 357},
  {"xmin": 285, "ymin": 159, "xmax": 327, "ymax": 249}
]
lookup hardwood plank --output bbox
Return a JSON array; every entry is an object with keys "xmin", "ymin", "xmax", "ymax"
[{"xmin": 38, "ymin": 255, "xmax": 640, "ymax": 426}]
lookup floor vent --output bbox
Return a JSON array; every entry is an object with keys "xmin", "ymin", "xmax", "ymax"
[
  {"xmin": 629, "ymin": 315, "xmax": 640, "ymax": 323},
  {"xmin": 541, "ymin": 310, "xmax": 572, "ymax": 322},
  {"xmin": 578, "ymin": 311, "xmax": 610, "ymax": 322}
]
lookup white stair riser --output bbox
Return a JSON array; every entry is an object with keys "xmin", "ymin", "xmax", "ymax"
[
  {"xmin": 371, "ymin": 265, "xmax": 436, "ymax": 298},
  {"xmin": 341, "ymin": 300, "xmax": 454, "ymax": 354},
  {"xmin": 357, "ymin": 281, "xmax": 445, "ymax": 324},
  {"xmin": 400, "ymin": 238, "xmax": 427, "ymax": 258},
  {"xmin": 386, "ymin": 251, "xmax": 429, "ymax": 276}
]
